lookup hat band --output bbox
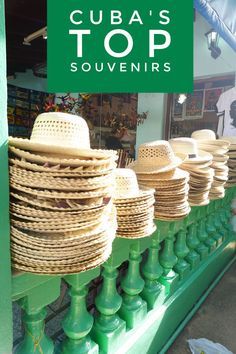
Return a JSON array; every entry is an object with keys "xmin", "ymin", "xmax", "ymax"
[{"xmin": 188, "ymin": 154, "xmax": 197, "ymax": 159}]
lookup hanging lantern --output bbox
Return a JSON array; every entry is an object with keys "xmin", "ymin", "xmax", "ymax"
[{"xmin": 205, "ymin": 29, "xmax": 221, "ymax": 59}]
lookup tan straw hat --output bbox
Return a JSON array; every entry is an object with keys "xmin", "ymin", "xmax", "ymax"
[
  {"xmin": 169, "ymin": 137, "xmax": 212, "ymax": 164},
  {"xmin": 9, "ymin": 112, "xmax": 116, "ymax": 159},
  {"xmin": 114, "ymin": 168, "xmax": 154, "ymax": 200},
  {"xmin": 191, "ymin": 129, "xmax": 230, "ymax": 148},
  {"xmin": 128, "ymin": 140, "xmax": 184, "ymax": 174}
]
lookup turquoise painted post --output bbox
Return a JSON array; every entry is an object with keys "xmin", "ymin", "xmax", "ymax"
[
  {"xmin": 119, "ymin": 241, "xmax": 147, "ymax": 329},
  {"xmin": 159, "ymin": 224, "xmax": 179, "ymax": 296},
  {"xmin": 58, "ymin": 271, "xmax": 99, "ymax": 354},
  {"xmin": 15, "ymin": 278, "xmax": 61, "ymax": 354},
  {"xmin": 196, "ymin": 218, "xmax": 209, "ymax": 260},
  {"xmin": 91, "ymin": 258, "xmax": 126, "ymax": 353},
  {"xmin": 141, "ymin": 231, "xmax": 165, "ymax": 310},
  {"xmin": 174, "ymin": 225, "xmax": 191, "ymax": 280},
  {"xmin": 212, "ymin": 204, "xmax": 224, "ymax": 246},
  {"xmin": 0, "ymin": 1, "xmax": 13, "ymax": 353},
  {"xmin": 217, "ymin": 201, "xmax": 228, "ymax": 241},
  {"xmin": 205, "ymin": 206, "xmax": 217, "ymax": 252},
  {"xmin": 195, "ymin": 209, "xmax": 209, "ymax": 260},
  {"xmin": 185, "ymin": 224, "xmax": 201, "ymax": 269}
]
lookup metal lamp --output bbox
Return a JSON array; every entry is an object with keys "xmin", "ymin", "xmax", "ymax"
[{"xmin": 205, "ymin": 29, "xmax": 221, "ymax": 59}]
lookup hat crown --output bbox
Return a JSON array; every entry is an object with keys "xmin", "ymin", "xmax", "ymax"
[
  {"xmin": 137, "ymin": 141, "xmax": 176, "ymax": 168},
  {"xmin": 30, "ymin": 112, "xmax": 90, "ymax": 149},
  {"xmin": 191, "ymin": 129, "xmax": 216, "ymax": 141},
  {"xmin": 114, "ymin": 168, "xmax": 140, "ymax": 198},
  {"xmin": 169, "ymin": 137, "xmax": 198, "ymax": 157}
]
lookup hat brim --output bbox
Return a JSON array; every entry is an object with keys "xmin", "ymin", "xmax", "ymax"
[
  {"xmin": 9, "ymin": 137, "xmax": 116, "ymax": 159},
  {"xmin": 114, "ymin": 186, "xmax": 155, "ymax": 202},
  {"xmin": 128, "ymin": 156, "xmax": 183, "ymax": 174},
  {"xmin": 182, "ymin": 150, "xmax": 213, "ymax": 164},
  {"xmin": 196, "ymin": 139, "xmax": 230, "ymax": 148}
]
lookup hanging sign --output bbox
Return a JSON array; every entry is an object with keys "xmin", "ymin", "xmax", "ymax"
[{"xmin": 48, "ymin": 0, "xmax": 193, "ymax": 93}]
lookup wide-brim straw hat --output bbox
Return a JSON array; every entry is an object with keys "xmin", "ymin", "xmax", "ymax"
[
  {"xmin": 10, "ymin": 190, "xmax": 108, "ymax": 211},
  {"xmin": 9, "ymin": 166, "xmax": 113, "ymax": 191},
  {"xmin": 191, "ymin": 130, "xmax": 230, "ymax": 148},
  {"xmin": 116, "ymin": 223, "xmax": 156, "ymax": 239},
  {"xmin": 136, "ymin": 167, "xmax": 189, "ymax": 182},
  {"xmin": 11, "ymin": 210, "xmax": 117, "ymax": 274},
  {"xmin": 9, "ymin": 112, "xmax": 116, "ymax": 159},
  {"xmin": 114, "ymin": 168, "xmax": 154, "ymax": 201},
  {"xmin": 10, "ymin": 182, "xmax": 113, "ymax": 199},
  {"xmin": 169, "ymin": 137, "xmax": 212, "ymax": 164},
  {"xmin": 128, "ymin": 140, "xmax": 185, "ymax": 174},
  {"xmin": 9, "ymin": 146, "xmax": 116, "ymax": 167},
  {"xmin": 9, "ymin": 157, "xmax": 116, "ymax": 177}
]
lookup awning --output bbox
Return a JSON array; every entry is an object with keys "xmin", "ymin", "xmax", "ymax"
[{"xmin": 194, "ymin": 0, "xmax": 236, "ymax": 51}]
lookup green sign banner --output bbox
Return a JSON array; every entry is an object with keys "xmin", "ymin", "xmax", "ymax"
[{"xmin": 48, "ymin": 0, "xmax": 193, "ymax": 93}]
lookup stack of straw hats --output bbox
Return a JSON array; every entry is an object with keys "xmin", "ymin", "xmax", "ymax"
[
  {"xmin": 191, "ymin": 130, "xmax": 229, "ymax": 199},
  {"xmin": 169, "ymin": 138, "xmax": 214, "ymax": 206},
  {"xmin": 128, "ymin": 141, "xmax": 191, "ymax": 221},
  {"xmin": 221, "ymin": 137, "xmax": 236, "ymax": 187},
  {"xmin": 9, "ymin": 112, "xmax": 118, "ymax": 274},
  {"xmin": 113, "ymin": 168, "xmax": 156, "ymax": 238}
]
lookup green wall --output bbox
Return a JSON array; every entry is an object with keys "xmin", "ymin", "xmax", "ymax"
[{"xmin": 0, "ymin": 0, "xmax": 13, "ymax": 353}]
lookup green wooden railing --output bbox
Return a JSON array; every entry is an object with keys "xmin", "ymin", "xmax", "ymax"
[{"xmin": 8, "ymin": 189, "xmax": 236, "ymax": 354}]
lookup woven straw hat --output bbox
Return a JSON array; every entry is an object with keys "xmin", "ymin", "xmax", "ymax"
[
  {"xmin": 9, "ymin": 112, "xmax": 115, "ymax": 159},
  {"xmin": 191, "ymin": 130, "xmax": 230, "ymax": 148},
  {"xmin": 9, "ymin": 146, "xmax": 115, "ymax": 167},
  {"xmin": 128, "ymin": 140, "xmax": 184, "ymax": 174},
  {"xmin": 9, "ymin": 158, "xmax": 115, "ymax": 177},
  {"xmin": 169, "ymin": 138, "xmax": 212, "ymax": 164},
  {"xmin": 114, "ymin": 168, "xmax": 154, "ymax": 200}
]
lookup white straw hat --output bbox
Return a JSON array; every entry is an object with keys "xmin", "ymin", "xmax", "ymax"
[
  {"xmin": 169, "ymin": 137, "xmax": 212, "ymax": 164},
  {"xmin": 9, "ymin": 112, "xmax": 115, "ymax": 159},
  {"xmin": 114, "ymin": 168, "xmax": 154, "ymax": 200},
  {"xmin": 191, "ymin": 129, "xmax": 230, "ymax": 148},
  {"xmin": 128, "ymin": 140, "xmax": 184, "ymax": 174}
]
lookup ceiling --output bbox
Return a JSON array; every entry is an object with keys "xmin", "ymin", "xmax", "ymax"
[{"xmin": 5, "ymin": 0, "xmax": 46, "ymax": 76}]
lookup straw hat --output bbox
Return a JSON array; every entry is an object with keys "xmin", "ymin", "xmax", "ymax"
[
  {"xmin": 128, "ymin": 140, "xmax": 184, "ymax": 174},
  {"xmin": 9, "ymin": 112, "xmax": 116, "ymax": 159},
  {"xmin": 169, "ymin": 138, "xmax": 212, "ymax": 164},
  {"xmin": 191, "ymin": 130, "xmax": 230, "ymax": 148},
  {"xmin": 113, "ymin": 168, "xmax": 155, "ymax": 239},
  {"xmin": 9, "ymin": 146, "xmax": 115, "ymax": 167},
  {"xmin": 9, "ymin": 157, "xmax": 116, "ymax": 175},
  {"xmin": 114, "ymin": 168, "xmax": 154, "ymax": 200}
]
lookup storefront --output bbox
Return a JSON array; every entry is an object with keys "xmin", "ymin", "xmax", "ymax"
[{"xmin": 0, "ymin": 1, "xmax": 236, "ymax": 353}]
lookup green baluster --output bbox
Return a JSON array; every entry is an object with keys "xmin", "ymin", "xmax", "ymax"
[
  {"xmin": 16, "ymin": 307, "xmax": 52, "ymax": 354},
  {"xmin": 185, "ymin": 224, "xmax": 200, "ymax": 269},
  {"xmin": 218, "ymin": 204, "xmax": 228, "ymax": 240},
  {"xmin": 224, "ymin": 195, "xmax": 234, "ymax": 236},
  {"xmin": 91, "ymin": 259, "xmax": 126, "ymax": 353},
  {"xmin": 213, "ymin": 209, "xmax": 224, "ymax": 246},
  {"xmin": 159, "ymin": 225, "xmax": 179, "ymax": 296},
  {"xmin": 205, "ymin": 208, "xmax": 217, "ymax": 252},
  {"xmin": 216, "ymin": 200, "xmax": 225, "ymax": 236},
  {"xmin": 196, "ymin": 218, "xmax": 209, "ymax": 260},
  {"xmin": 15, "ymin": 278, "xmax": 60, "ymax": 354},
  {"xmin": 174, "ymin": 228, "xmax": 190, "ymax": 280},
  {"xmin": 141, "ymin": 231, "xmax": 165, "ymax": 310},
  {"xmin": 58, "ymin": 272, "xmax": 99, "ymax": 354},
  {"xmin": 119, "ymin": 242, "xmax": 147, "ymax": 329}
]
